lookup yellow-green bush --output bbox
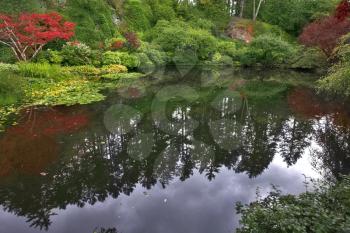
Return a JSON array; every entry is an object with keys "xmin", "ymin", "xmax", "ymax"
[
  {"xmin": 101, "ymin": 64, "xmax": 128, "ymax": 74},
  {"xmin": 102, "ymin": 51, "xmax": 140, "ymax": 69},
  {"xmin": 17, "ymin": 63, "xmax": 67, "ymax": 79}
]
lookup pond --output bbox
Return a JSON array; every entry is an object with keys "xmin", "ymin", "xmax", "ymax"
[{"xmin": 0, "ymin": 67, "xmax": 349, "ymax": 233}]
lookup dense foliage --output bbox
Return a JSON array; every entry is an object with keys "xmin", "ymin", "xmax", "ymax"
[
  {"xmin": 318, "ymin": 33, "xmax": 350, "ymax": 97},
  {"xmin": 257, "ymin": 0, "xmax": 339, "ymax": 36},
  {"xmin": 299, "ymin": 15, "xmax": 350, "ymax": 56},
  {"xmin": 239, "ymin": 34, "xmax": 297, "ymax": 67},
  {"xmin": 0, "ymin": 12, "xmax": 75, "ymax": 61},
  {"xmin": 236, "ymin": 176, "xmax": 350, "ymax": 233}
]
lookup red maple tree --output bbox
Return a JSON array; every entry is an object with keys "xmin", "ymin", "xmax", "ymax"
[
  {"xmin": 299, "ymin": 0, "xmax": 350, "ymax": 56},
  {"xmin": 335, "ymin": 0, "xmax": 350, "ymax": 21},
  {"xmin": 0, "ymin": 12, "xmax": 75, "ymax": 61},
  {"xmin": 299, "ymin": 16, "xmax": 350, "ymax": 56}
]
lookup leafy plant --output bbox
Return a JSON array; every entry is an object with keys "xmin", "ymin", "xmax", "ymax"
[
  {"xmin": 236, "ymin": 176, "xmax": 350, "ymax": 233},
  {"xmin": 102, "ymin": 51, "xmax": 140, "ymax": 69},
  {"xmin": 26, "ymin": 78, "xmax": 106, "ymax": 106},
  {"xmin": 0, "ymin": 12, "xmax": 75, "ymax": 61},
  {"xmin": 147, "ymin": 20, "xmax": 218, "ymax": 60},
  {"xmin": 18, "ymin": 62, "xmax": 67, "ymax": 79},
  {"xmin": 61, "ymin": 42, "xmax": 95, "ymax": 66},
  {"xmin": 299, "ymin": 16, "xmax": 350, "ymax": 56},
  {"xmin": 240, "ymin": 34, "xmax": 297, "ymax": 67},
  {"xmin": 318, "ymin": 33, "xmax": 350, "ymax": 98}
]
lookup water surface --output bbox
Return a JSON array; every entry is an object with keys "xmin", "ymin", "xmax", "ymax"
[{"xmin": 0, "ymin": 68, "xmax": 349, "ymax": 233}]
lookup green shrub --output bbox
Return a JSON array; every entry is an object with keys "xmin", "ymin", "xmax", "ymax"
[
  {"xmin": 147, "ymin": 20, "xmax": 218, "ymax": 60},
  {"xmin": 188, "ymin": 18, "xmax": 215, "ymax": 31},
  {"xmin": 0, "ymin": 46, "xmax": 16, "ymax": 63},
  {"xmin": 101, "ymin": 64, "xmax": 128, "ymax": 74},
  {"xmin": 239, "ymin": 34, "xmax": 297, "ymax": 67},
  {"xmin": 257, "ymin": 0, "xmax": 338, "ymax": 36},
  {"xmin": 318, "ymin": 34, "xmax": 350, "ymax": 98},
  {"xmin": 102, "ymin": 51, "xmax": 122, "ymax": 65},
  {"xmin": 290, "ymin": 47, "xmax": 327, "ymax": 70},
  {"xmin": 62, "ymin": 0, "xmax": 115, "ymax": 47},
  {"xmin": 61, "ymin": 42, "xmax": 94, "ymax": 66},
  {"xmin": 136, "ymin": 52, "xmax": 155, "ymax": 72},
  {"xmin": 209, "ymin": 52, "xmax": 233, "ymax": 66},
  {"xmin": 139, "ymin": 42, "xmax": 167, "ymax": 65},
  {"xmin": 102, "ymin": 51, "xmax": 140, "ymax": 69},
  {"xmin": 65, "ymin": 65, "xmax": 101, "ymax": 77},
  {"xmin": 101, "ymin": 72, "xmax": 144, "ymax": 80},
  {"xmin": 151, "ymin": 2, "xmax": 176, "ymax": 22},
  {"xmin": 236, "ymin": 176, "xmax": 350, "ymax": 233},
  {"xmin": 217, "ymin": 41, "xmax": 238, "ymax": 58},
  {"xmin": 0, "ymin": 71, "xmax": 25, "ymax": 106},
  {"xmin": 37, "ymin": 49, "xmax": 63, "ymax": 64},
  {"xmin": 123, "ymin": 0, "xmax": 153, "ymax": 32},
  {"xmin": 18, "ymin": 63, "xmax": 66, "ymax": 79},
  {"xmin": 319, "ymin": 64, "xmax": 350, "ymax": 97},
  {"xmin": 0, "ymin": 63, "xmax": 19, "ymax": 72}
]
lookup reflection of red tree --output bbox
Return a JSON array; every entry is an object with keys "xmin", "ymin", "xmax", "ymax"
[
  {"xmin": 0, "ymin": 108, "xmax": 89, "ymax": 177},
  {"xmin": 288, "ymin": 88, "xmax": 350, "ymax": 127}
]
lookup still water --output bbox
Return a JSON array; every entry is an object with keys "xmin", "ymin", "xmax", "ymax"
[{"xmin": 0, "ymin": 68, "xmax": 349, "ymax": 233}]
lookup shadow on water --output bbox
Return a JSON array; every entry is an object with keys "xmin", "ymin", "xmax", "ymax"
[{"xmin": 0, "ymin": 67, "xmax": 349, "ymax": 233}]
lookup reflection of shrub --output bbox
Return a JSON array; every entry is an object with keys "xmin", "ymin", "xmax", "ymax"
[
  {"xmin": 241, "ymin": 80, "xmax": 289, "ymax": 99},
  {"xmin": 236, "ymin": 176, "xmax": 350, "ymax": 233}
]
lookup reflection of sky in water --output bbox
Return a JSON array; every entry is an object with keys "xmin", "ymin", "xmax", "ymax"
[{"xmin": 0, "ymin": 152, "xmax": 319, "ymax": 233}]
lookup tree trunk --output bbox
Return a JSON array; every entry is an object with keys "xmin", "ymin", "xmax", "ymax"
[
  {"xmin": 253, "ymin": 0, "xmax": 256, "ymax": 20},
  {"xmin": 253, "ymin": 0, "xmax": 264, "ymax": 21},
  {"xmin": 239, "ymin": 0, "xmax": 245, "ymax": 18}
]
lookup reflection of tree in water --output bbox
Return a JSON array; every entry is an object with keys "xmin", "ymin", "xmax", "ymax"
[
  {"xmin": 311, "ymin": 117, "xmax": 350, "ymax": 181},
  {"xmin": 279, "ymin": 118, "xmax": 313, "ymax": 166},
  {"xmin": 0, "ymin": 84, "xmax": 349, "ymax": 230},
  {"xmin": 288, "ymin": 87, "xmax": 350, "ymax": 181}
]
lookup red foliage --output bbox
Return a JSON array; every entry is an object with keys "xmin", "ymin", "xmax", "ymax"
[
  {"xmin": 299, "ymin": 16, "xmax": 350, "ymax": 56},
  {"xmin": 111, "ymin": 39, "xmax": 124, "ymax": 50},
  {"xmin": 0, "ymin": 12, "xmax": 75, "ymax": 61},
  {"xmin": 124, "ymin": 32, "xmax": 140, "ymax": 49},
  {"xmin": 335, "ymin": 0, "xmax": 350, "ymax": 21}
]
